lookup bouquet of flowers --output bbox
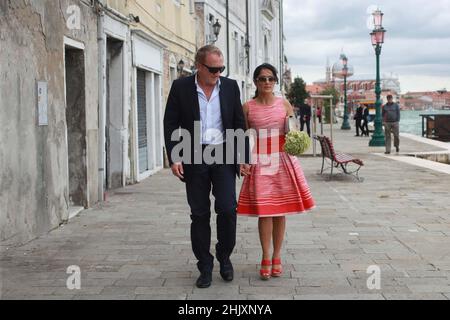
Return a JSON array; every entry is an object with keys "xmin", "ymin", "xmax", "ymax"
[{"xmin": 283, "ymin": 130, "xmax": 311, "ymax": 156}]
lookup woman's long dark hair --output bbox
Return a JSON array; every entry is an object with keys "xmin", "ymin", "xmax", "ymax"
[{"xmin": 253, "ymin": 63, "xmax": 279, "ymax": 99}]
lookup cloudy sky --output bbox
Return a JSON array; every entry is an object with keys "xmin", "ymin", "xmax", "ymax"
[{"xmin": 283, "ymin": 0, "xmax": 450, "ymax": 93}]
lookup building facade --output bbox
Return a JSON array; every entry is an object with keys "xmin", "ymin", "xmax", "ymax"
[
  {"xmin": 0, "ymin": 0, "xmax": 285, "ymax": 245},
  {"xmin": 96, "ymin": 0, "xmax": 197, "ymax": 201},
  {"xmin": 0, "ymin": 0, "xmax": 100, "ymax": 245},
  {"xmin": 194, "ymin": 0, "xmax": 285, "ymax": 100},
  {"xmin": 0, "ymin": 0, "xmax": 197, "ymax": 245}
]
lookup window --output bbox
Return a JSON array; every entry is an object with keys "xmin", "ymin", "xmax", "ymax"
[
  {"xmin": 261, "ymin": 0, "xmax": 275, "ymax": 20},
  {"xmin": 208, "ymin": 14, "xmax": 215, "ymax": 43},
  {"xmin": 234, "ymin": 32, "xmax": 239, "ymax": 74},
  {"xmin": 240, "ymin": 36, "xmax": 245, "ymax": 72},
  {"xmin": 264, "ymin": 35, "xmax": 269, "ymax": 63}
]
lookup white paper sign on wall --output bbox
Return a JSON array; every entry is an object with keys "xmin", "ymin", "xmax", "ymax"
[{"xmin": 37, "ymin": 81, "xmax": 48, "ymax": 126}]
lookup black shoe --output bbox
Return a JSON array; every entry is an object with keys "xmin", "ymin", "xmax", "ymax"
[
  {"xmin": 384, "ymin": 151, "xmax": 391, "ymax": 155},
  {"xmin": 396, "ymin": 147, "xmax": 399, "ymax": 153},
  {"xmin": 219, "ymin": 262, "xmax": 234, "ymax": 282},
  {"xmin": 196, "ymin": 273, "xmax": 212, "ymax": 289}
]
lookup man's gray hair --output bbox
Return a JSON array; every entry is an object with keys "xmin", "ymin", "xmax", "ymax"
[{"xmin": 195, "ymin": 45, "xmax": 223, "ymax": 64}]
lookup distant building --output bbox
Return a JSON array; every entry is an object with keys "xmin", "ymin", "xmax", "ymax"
[
  {"xmin": 312, "ymin": 65, "xmax": 401, "ymax": 114},
  {"xmin": 282, "ymin": 55, "xmax": 292, "ymax": 94},
  {"xmin": 314, "ymin": 74, "xmax": 400, "ymax": 97},
  {"xmin": 401, "ymin": 90, "xmax": 450, "ymax": 110},
  {"xmin": 306, "ymin": 84, "xmax": 324, "ymax": 96}
]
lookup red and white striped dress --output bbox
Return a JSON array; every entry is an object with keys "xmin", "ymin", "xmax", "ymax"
[{"xmin": 237, "ymin": 97, "xmax": 315, "ymax": 218}]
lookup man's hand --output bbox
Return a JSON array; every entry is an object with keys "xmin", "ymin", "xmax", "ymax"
[
  {"xmin": 240, "ymin": 164, "xmax": 251, "ymax": 177},
  {"xmin": 171, "ymin": 163, "xmax": 184, "ymax": 180}
]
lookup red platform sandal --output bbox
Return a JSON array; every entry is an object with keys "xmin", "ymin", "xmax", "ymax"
[
  {"xmin": 260, "ymin": 259, "xmax": 272, "ymax": 280},
  {"xmin": 271, "ymin": 258, "xmax": 283, "ymax": 277}
]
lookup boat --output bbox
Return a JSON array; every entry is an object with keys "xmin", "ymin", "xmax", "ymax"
[{"xmin": 420, "ymin": 112, "xmax": 450, "ymax": 142}]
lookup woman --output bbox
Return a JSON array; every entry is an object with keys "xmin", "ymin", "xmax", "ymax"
[
  {"xmin": 237, "ymin": 63, "xmax": 315, "ymax": 280},
  {"xmin": 316, "ymin": 105, "xmax": 322, "ymax": 124}
]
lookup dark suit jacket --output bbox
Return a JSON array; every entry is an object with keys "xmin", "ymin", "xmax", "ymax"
[
  {"xmin": 299, "ymin": 104, "xmax": 312, "ymax": 121},
  {"xmin": 163, "ymin": 75, "xmax": 249, "ymax": 180},
  {"xmin": 354, "ymin": 106, "xmax": 363, "ymax": 120},
  {"xmin": 362, "ymin": 107, "xmax": 369, "ymax": 121}
]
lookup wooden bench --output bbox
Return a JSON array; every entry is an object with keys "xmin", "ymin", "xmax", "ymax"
[{"xmin": 314, "ymin": 135, "xmax": 364, "ymax": 181}]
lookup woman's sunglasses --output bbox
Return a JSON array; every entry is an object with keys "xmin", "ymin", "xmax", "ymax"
[
  {"xmin": 257, "ymin": 76, "xmax": 277, "ymax": 83},
  {"xmin": 202, "ymin": 63, "xmax": 226, "ymax": 74}
]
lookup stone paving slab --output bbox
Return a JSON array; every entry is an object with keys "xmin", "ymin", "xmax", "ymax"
[{"xmin": 1, "ymin": 126, "xmax": 450, "ymax": 300}]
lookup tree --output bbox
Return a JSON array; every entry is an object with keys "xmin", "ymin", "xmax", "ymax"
[
  {"xmin": 320, "ymin": 86, "xmax": 340, "ymax": 124},
  {"xmin": 287, "ymin": 77, "xmax": 309, "ymax": 107}
]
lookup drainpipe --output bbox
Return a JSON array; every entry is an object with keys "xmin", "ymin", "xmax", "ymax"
[
  {"xmin": 97, "ymin": 7, "xmax": 106, "ymax": 202},
  {"xmin": 279, "ymin": 0, "xmax": 284, "ymax": 94},
  {"xmin": 225, "ymin": 0, "xmax": 230, "ymax": 78},
  {"xmin": 245, "ymin": 0, "xmax": 250, "ymax": 75}
]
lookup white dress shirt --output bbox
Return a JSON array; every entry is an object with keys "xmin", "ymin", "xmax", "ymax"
[{"xmin": 195, "ymin": 76, "xmax": 225, "ymax": 145}]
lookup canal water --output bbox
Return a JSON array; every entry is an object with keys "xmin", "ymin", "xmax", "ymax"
[{"xmin": 400, "ymin": 110, "xmax": 450, "ymax": 137}]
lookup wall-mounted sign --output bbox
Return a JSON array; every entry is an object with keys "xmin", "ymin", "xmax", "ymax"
[{"xmin": 37, "ymin": 81, "xmax": 48, "ymax": 126}]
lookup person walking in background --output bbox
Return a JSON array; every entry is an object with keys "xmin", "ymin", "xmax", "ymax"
[
  {"xmin": 293, "ymin": 104, "xmax": 300, "ymax": 119},
  {"xmin": 299, "ymin": 99, "xmax": 312, "ymax": 137},
  {"xmin": 316, "ymin": 105, "xmax": 322, "ymax": 124},
  {"xmin": 237, "ymin": 63, "xmax": 315, "ymax": 281},
  {"xmin": 353, "ymin": 104, "xmax": 364, "ymax": 137},
  {"xmin": 382, "ymin": 94, "xmax": 401, "ymax": 154},
  {"xmin": 361, "ymin": 104, "xmax": 370, "ymax": 136},
  {"xmin": 163, "ymin": 45, "xmax": 249, "ymax": 289}
]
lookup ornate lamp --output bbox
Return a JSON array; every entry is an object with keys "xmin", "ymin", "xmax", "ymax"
[
  {"xmin": 369, "ymin": 9, "xmax": 387, "ymax": 147},
  {"xmin": 212, "ymin": 19, "xmax": 221, "ymax": 43},
  {"xmin": 177, "ymin": 59, "xmax": 185, "ymax": 78},
  {"xmin": 332, "ymin": 53, "xmax": 354, "ymax": 130}
]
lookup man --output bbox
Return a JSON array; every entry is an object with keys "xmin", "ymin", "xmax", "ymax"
[
  {"xmin": 361, "ymin": 104, "xmax": 370, "ymax": 137},
  {"xmin": 299, "ymin": 99, "xmax": 312, "ymax": 137},
  {"xmin": 382, "ymin": 94, "xmax": 401, "ymax": 154},
  {"xmin": 163, "ymin": 45, "xmax": 250, "ymax": 289},
  {"xmin": 353, "ymin": 104, "xmax": 364, "ymax": 137}
]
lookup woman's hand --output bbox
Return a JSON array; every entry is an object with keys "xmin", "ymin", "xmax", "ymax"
[{"xmin": 240, "ymin": 164, "xmax": 251, "ymax": 177}]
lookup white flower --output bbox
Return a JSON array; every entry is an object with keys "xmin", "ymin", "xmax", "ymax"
[{"xmin": 284, "ymin": 131, "xmax": 311, "ymax": 156}]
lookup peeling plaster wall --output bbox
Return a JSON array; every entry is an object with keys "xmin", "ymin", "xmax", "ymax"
[{"xmin": 0, "ymin": 0, "xmax": 99, "ymax": 246}]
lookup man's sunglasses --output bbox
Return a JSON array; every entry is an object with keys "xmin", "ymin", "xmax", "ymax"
[
  {"xmin": 202, "ymin": 63, "xmax": 226, "ymax": 74},
  {"xmin": 257, "ymin": 76, "xmax": 277, "ymax": 83}
]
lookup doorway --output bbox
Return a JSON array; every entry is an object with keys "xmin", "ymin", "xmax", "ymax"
[
  {"xmin": 136, "ymin": 68, "xmax": 163, "ymax": 179},
  {"xmin": 105, "ymin": 37, "xmax": 124, "ymax": 190},
  {"xmin": 64, "ymin": 46, "xmax": 87, "ymax": 210}
]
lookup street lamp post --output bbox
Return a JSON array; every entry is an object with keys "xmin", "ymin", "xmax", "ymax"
[
  {"xmin": 342, "ymin": 56, "xmax": 351, "ymax": 130},
  {"xmin": 369, "ymin": 9, "xmax": 386, "ymax": 147},
  {"xmin": 333, "ymin": 54, "xmax": 354, "ymax": 130}
]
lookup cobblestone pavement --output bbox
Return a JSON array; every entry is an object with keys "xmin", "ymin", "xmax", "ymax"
[{"xmin": 1, "ymin": 127, "xmax": 450, "ymax": 300}]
